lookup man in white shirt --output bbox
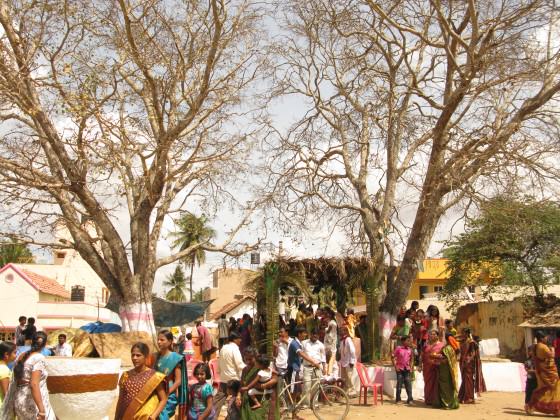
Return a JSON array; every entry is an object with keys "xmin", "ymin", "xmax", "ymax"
[
  {"xmin": 323, "ymin": 308, "xmax": 338, "ymax": 375},
  {"xmin": 339, "ymin": 326, "xmax": 358, "ymax": 397},
  {"xmin": 302, "ymin": 328, "xmax": 326, "ymax": 406},
  {"xmin": 214, "ymin": 331, "xmax": 246, "ymax": 414},
  {"xmin": 274, "ymin": 326, "xmax": 292, "ymax": 376},
  {"xmin": 53, "ymin": 334, "xmax": 72, "ymax": 357}
]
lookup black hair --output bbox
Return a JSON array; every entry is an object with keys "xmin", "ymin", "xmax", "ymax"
[
  {"xmin": 0, "ymin": 341, "xmax": 16, "ymax": 360},
  {"xmin": 256, "ymin": 354, "xmax": 271, "ymax": 368},
  {"xmin": 227, "ymin": 379, "xmax": 241, "ymax": 394},
  {"xmin": 295, "ymin": 326, "xmax": 306, "ymax": 336},
  {"xmin": 186, "ymin": 333, "xmax": 193, "ymax": 340},
  {"xmin": 400, "ymin": 336, "xmax": 410, "ymax": 343},
  {"xmin": 158, "ymin": 329, "xmax": 174, "ymax": 342},
  {"xmin": 196, "ymin": 321, "xmax": 202, "ymax": 327},
  {"xmin": 221, "ymin": 313, "xmax": 226, "ymax": 319},
  {"xmin": 18, "ymin": 316, "xmax": 26, "ymax": 322},
  {"xmin": 347, "ymin": 309, "xmax": 354, "ymax": 315},
  {"xmin": 243, "ymin": 347, "xmax": 258, "ymax": 357},
  {"xmin": 58, "ymin": 333, "xmax": 67, "ymax": 339},
  {"xmin": 27, "ymin": 317, "xmax": 35, "ymax": 325},
  {"xmin": 131, "ymin": 342, "xmax": 150, "ymax": 357},
  {"xmin": 14, "ymin": 331, "xmax": 47, "ymax": 381},
  {"xmin": 405, "ymin": 309, "xmax": 413, "ymax": 318},
  {"xmin": 430, "ymin": 306, "xmax": 440, "ymax": 317},
  {"xmin": 396, "ymin": 314, "xmax": 405, "ymax": 322},
  {"xmin": 411, "ymin": 301, "xmax": 419, "ymax": 308},
  {"xmin": 534, "ymin": 330, "xmax": 547, "ymax": 341},
  {"xmin": 193, "ymin": 362, "xmax": 211, "ymax": 380},
  {"xmin": 445, "ymin": 319, "xmax": 453, "ymax": 326},
  {"xmin": 229, "ymin": 331, "xmax": 241, "ymax": 341},
  {"xmin": 310, "ymin": 328, "xmax": 320, "ymax": 335}
]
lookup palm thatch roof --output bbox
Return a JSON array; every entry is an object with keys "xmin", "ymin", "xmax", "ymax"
[
  {"xmin": 518, "ymin": 306, "xmax": 560, "ymax": 328},
  {"xmin": 261, "ymin": 256, "xmax": 377, "ymax": 289}
]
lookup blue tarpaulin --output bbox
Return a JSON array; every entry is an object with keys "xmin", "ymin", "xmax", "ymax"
[{"xmin": 80, "ymin": 321, "xmax": 122, "ymax": 333}]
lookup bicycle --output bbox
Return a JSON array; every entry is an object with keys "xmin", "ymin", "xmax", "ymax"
[{"xmin": 278, "ymin": 368, "xmax": 349, "ymax": 420}]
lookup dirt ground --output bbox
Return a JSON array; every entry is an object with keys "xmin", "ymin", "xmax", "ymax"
[{"xmin": 294, "ymin": 392, "xmax": 549, "ymax": 420}]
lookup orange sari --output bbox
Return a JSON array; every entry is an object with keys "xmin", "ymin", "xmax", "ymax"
[{"xmin": 528, "ymin": 342, "xmax": 560, "ymax": 415}]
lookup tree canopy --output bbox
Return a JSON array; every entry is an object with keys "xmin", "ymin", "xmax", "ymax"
[
  {"xmin": 163, "ymin": 265, "xmax": 189, "ymax": 302},
  {"xmin": 0, "ymin": 239, "xmax": 33, "ymax": 266},
  {"xmin": 442, "ymin": 197, "xmax": 560, "ymax": 303}
]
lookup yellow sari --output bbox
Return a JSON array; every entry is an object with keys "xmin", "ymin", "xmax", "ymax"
[
  {"xmin": 528, "ymin": 342, "xmax": 560, "ymax": 415},
  {"xmin": 115, "ymin": 368, "xmax": 166, "ymax": 420}
]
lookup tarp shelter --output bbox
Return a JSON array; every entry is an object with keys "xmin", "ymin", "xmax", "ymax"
[
  {"xmin": 518, "ymin": 306, "xmax": 560, "ymax": 350},
  {"xmin": 106, "ymin": 296, "xmax": 213, "ymax": 327},
  {"xmin": 151, "ymin": 297, "xmax": 213, "ymax": 327}
]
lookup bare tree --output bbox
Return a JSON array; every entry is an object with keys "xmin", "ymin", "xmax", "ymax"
[
  {"xmin": 0, "ymin": 0, "xmax": 266, "ymax": 332},
  {"xmin": 267, "ymin": 0, "xmax": 560, "ymax": 355}
]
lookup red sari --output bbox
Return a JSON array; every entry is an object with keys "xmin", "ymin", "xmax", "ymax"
[
  {"xmin": 458, "ymin": 339, "xmax": 486, "ymax": 403},
  {"xmin": 422, "ymin": 340, "xmax": 444, "ymax": 405}
]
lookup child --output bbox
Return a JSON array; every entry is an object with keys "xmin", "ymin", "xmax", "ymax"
[
  {"xmin": 188, "ymin": 363, "xmax": 215, "ymax": 419},
  {"xmin": 242, "ymin": 354, "xmax": 273, "ymax": 410},
  {"xmin": 392, "ymin": 336, "xmax": 414, "ymax": 404},
  {"xmin": 524, "ymin": 345, "xmax": 537, "ymax": 413},
  {"xmin": 0, "ymin": 341, "xmax": 17, "ymax": 408},
  {"xmin": 225, "ymin": 379, "xmax": 241, "ymax": 420},
  {"xmin": 184, "ymin": 333, "xmax": 195, "ymax": 362},
  {"xmin": 445, "ymin": 319, "xmax": 457, "ymax": 336}
]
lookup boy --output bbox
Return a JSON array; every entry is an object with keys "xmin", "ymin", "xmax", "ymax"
[{"xmin": 392, "ymin": 336, "xmax": 414, "ymax": 404}]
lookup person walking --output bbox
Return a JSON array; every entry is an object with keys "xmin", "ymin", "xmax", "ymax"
[
  {"xmin": 213, "ymin": 332, "xmax": 245, "ymax": 416},
  {"xmin": 458, "ymin": 328, "xmax": 486, "ymax": 404},
  {"xmin": 339, "ymin": 326, "xmax": 358, "ymax": 398},
  {"xmin": 196, "ymin": 321, "xmax": 214, "ymax": 362},
  {"xmin": 421, "ymin": 330, "xmax": 444, "ymax": 405}
]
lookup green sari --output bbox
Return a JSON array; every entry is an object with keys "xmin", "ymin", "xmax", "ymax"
[
  {"xmin": 434, "ymin": 345, "xmax": 459, "ymax": 410},
  {"xmin": 240, "ymin": 366, "xmax": 270, "ymax": 420}
]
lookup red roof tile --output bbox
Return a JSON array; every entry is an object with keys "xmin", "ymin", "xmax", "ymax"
[
  {"xmin": 212, "ymin": 296, "xmax": 254, "ymax": 320},
  {"xmin": 21, "ymin": 269, "xmax": 70, "ymax": 299}
]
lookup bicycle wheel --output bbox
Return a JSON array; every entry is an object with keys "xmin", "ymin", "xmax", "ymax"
[
  {"xmin": 278, "ymin": 385, "xmax": 296, "ymax": 419},
  {"xmin": 311, "ymin": 385, "xmax": 349, "ymax": 420}
]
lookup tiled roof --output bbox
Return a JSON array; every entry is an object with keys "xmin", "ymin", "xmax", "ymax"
[
  {"xmin": 212, "ymin": 296, "xmax": 254, "ymax": 320},
  {"xmin": 20, "ymin": 268, "xmax": 70, "ymax": 299}
]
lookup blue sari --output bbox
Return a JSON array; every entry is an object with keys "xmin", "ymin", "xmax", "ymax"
[{"xmin": 155, "ymin": 352, "xmax": 188, "ymax": 420}]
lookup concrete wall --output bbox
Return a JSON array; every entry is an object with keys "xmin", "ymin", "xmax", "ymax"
[
  {"xmin": 202, "ymin": 268, "xmax": 256, "ymax": 316},
  {"xmin": 0, "ymin": 266, "xmax": 40, "ymax": 330},
  {"xmin": 455, "ymin": 300, "xmax": 526, "ymax": 358}
]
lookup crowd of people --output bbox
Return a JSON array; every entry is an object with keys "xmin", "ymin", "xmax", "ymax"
[{"xmin": 0, "ymin": 308, "xmax": 559, "ymax": 419}]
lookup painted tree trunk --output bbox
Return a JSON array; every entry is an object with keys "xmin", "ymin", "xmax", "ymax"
[{"xmin": 118, "ymin": 301, "xmax": 156, "ymax": 334}]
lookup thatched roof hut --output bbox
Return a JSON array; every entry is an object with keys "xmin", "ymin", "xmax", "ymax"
[{"xmin": 518, "ymin": 306, "xmax": 560, "ymax": 350}]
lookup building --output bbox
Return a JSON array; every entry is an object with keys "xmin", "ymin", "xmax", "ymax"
[
  {"xmin": 354, "ymin": 258, "xmax": 450, "ymax": 306},
  {"xmin": 0, "ymin": 263, "xmax": 114, "ymax": 341},
  {"xmin": 211, "ymin": 296, "xmax": 256, "ymax": 321},
  {"xmin": 202, "ymin": 268, "xmax": 257, "ymax": 318}
]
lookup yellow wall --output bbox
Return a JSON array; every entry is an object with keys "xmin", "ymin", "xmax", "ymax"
[
  {"xmin": 353, "ymin": 258, "xmax": 450, "ymax": 303},
  {"xmin": 202, "ymin": 268, "xmax": 257, "ymax": 317}
]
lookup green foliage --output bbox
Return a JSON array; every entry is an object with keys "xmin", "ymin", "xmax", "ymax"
[
  {"xmin": 170, "ymin": 212, "xmax": 216, "ymax": 300},
  {"xmin": 163, "ymin": 265, "xmax": 188, "ymax": 302},
  {"xmin": 191, "ymin": 288, "xmax": 206, "ymax": 303},
  {"xmin": 442, "ymin": 197, "xmax": 560, "ymax": 302},
  {"xmin": 0, "ymin": 239, "xmax": 33, "ymax": 266}
]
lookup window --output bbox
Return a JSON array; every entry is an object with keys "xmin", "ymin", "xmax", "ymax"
[
  {"xmin": 433, "ymin": 286, "xmax": 443, "ymax": 293},
  {"xmin": 56, "ymin": 252, "xmax": 66, "ymax": 259},
  {"xmin": 0, "ymin": 332, "xmax": 15, "ymax": 342},
  {"xmin": 419, "ymin": 285, "xmax": 429, "ymax": 299}
]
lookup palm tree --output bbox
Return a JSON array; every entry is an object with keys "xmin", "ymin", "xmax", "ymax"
[
  {"xmin": 170, "ymin": 212, "xmax": 216, "ymax": 301},
  {"xmin": 0, "ymin": 239, "xmax": 33, "ymax": 267},
  {"xmin": 163, "ymin": 265, "xmax": 189, "ymax": 302}
]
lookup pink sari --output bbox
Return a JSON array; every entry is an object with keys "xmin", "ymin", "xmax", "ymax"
[{"xmin": 423, "ymin": 341, "xmax": 444, "ymax": 405}]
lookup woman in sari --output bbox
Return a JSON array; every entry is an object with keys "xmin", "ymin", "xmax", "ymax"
[
  {"xmin": 458, "ymin": 329, "xmax": 486, "ymax": 404},
  {"xmin": 432, "ymin": 333, "xmax": 460, "ymax": 410},
  {"xmin": 421, "ymin": 330, "xmax": 444, "ymax": 406},
  {"xmin": 115, "ymin": 343, "xmax": 167, "ymax": 420},
  {"xmin": 238, "ymin": 348, "xmax": 277, "ymax": 420},
  {"xmin": 1, "ymin": 332, "xmax": 55, "ymax": 420},
  {"xmin": 527, "ymin": 331, "xmax": 560, "ymax": 416},
  {"xmin": 154, "ymin": 330, "xmax": 188, "ymax": 420}
]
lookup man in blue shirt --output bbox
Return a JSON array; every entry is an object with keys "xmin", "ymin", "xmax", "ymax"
[{"xmin": 286, "ymin": 326, "xmax": 322, "ymax": 415}]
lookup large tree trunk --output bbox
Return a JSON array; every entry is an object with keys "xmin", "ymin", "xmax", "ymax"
[{"xmin": 116, "ymin": 273, "xmax": 157, "ymax": 333}]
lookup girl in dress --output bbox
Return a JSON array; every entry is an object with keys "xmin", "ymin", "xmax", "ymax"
[
  {"xmin": 154, "ymin": 330, "xmax": 188, "ymax": 420},
  {"xmin": 1, "ymin": 332, "xmax": 55, "ymax": 420},
  {"xmin": 188, "ymin": 363, "xmax": 214, "ymax": 419}
]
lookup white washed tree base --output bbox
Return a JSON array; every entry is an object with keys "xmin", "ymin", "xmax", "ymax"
[
  {"xmin": 45, "ymin": 357, "xmax": 121, "ymax": 420},
  {"xmin": 119, "ymin": 302, "xmax": 157, "ymax": 333}
]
